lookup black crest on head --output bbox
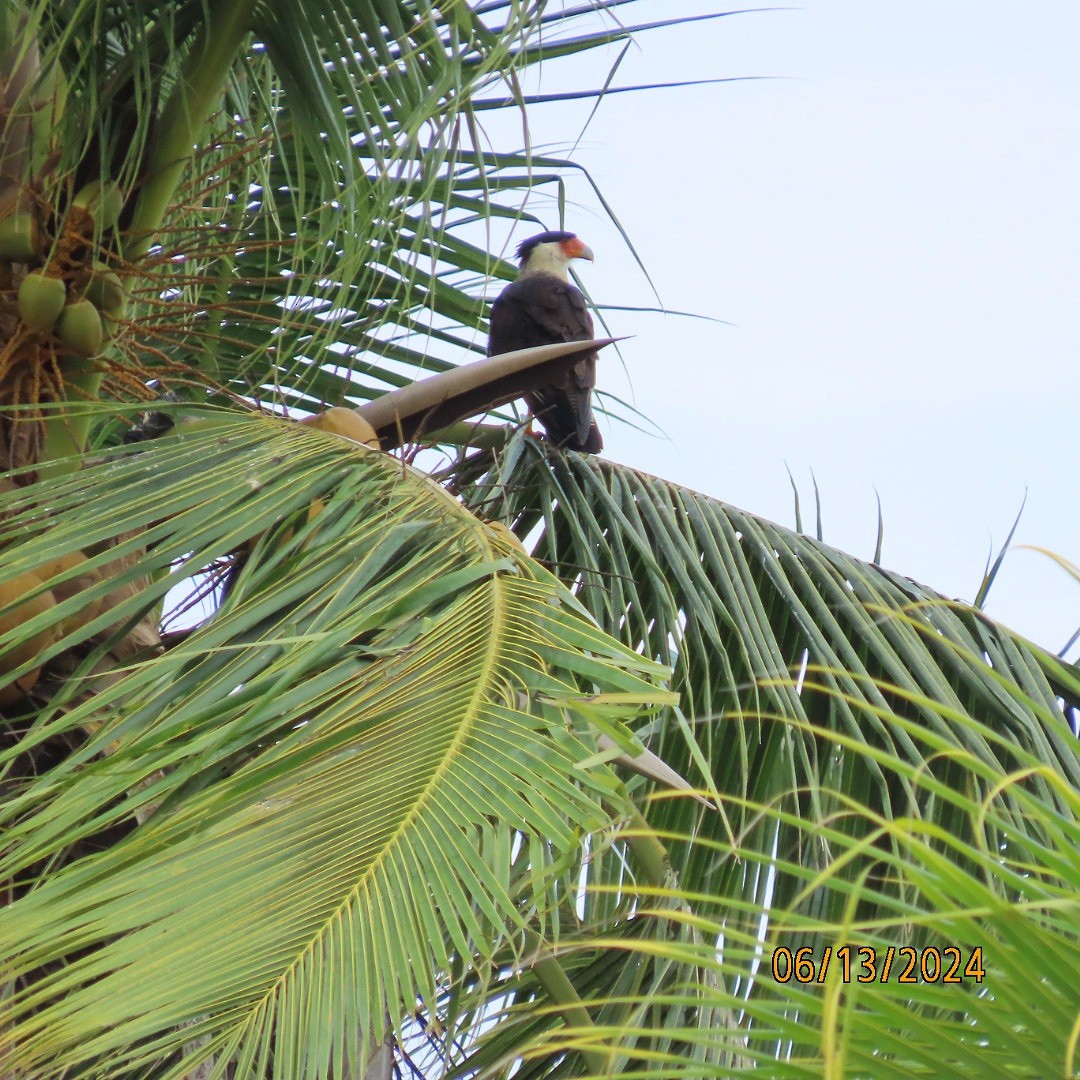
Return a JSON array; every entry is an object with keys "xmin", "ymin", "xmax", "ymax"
[{"xmin": 515, "ymin": 230, "xmax": 577, "ymax": 266}]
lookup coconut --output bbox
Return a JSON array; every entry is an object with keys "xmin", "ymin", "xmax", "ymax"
[
  {"xmin": 0, "ymin": 213, "xmax": 40, "ymax": 262},
  {"xmin": 0, "ymin": 571, "xmax": 59, "ymax": 705},
  {"xmin": 18, "ymin": 270, "xmax": 67, "ymax": 332},
  {"xmin": 82, "ymin": 262, "xmax": 124, "ymax": 311},
  {"xmin": 70, "ymin": 180, "xmax": 123, "ymax": 232},
  {"xmin": 56, "ymin": 298, "xmax": 104, "ymax": 357},
  {"xmin": 34, "ymin": 550, "xmax": 107, "ymax": 636}
]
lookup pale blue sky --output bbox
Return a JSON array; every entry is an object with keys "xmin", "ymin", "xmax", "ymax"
[{"xmin": 487, "ymin": 0, "xmax": 1079, "ymax": 656}]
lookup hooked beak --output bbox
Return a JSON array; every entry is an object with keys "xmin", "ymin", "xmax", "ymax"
[{"xmin": 561, "ymin": 236, "xmax": 594, "ymax": 262}]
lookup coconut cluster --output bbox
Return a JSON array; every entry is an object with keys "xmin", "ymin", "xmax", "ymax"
[{"xmin": 3, "ymin": 180, "xmax": 126, "ymax": 360}]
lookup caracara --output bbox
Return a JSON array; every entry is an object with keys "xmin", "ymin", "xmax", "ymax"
[{"xmin": 487, "ymin": 230, "xmax": 603, "ymax": 453}]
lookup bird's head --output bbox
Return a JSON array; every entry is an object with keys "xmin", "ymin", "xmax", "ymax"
[{"xmin": 515, "ymin": 230, "xmax": 594, "ymax": 279}]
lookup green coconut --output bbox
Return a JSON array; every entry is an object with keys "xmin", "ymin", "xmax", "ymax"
[
  {"xmin": 18, "ymin": 270, "xmax": 67, "ymax": 332},
  {"xmin": 70, "ymin": 180, "xmax": 123, "ymax": 232},
  {"xmin": 56, "ymin": 298, "xmax": 103, "ymax": 357},
  {"xmin": 82, "ymin": 262, "xmax": 124, "ymax": 311},
  {"xmin": 0, "ymin": 213, "xmax": 40, "ymax": 262}
]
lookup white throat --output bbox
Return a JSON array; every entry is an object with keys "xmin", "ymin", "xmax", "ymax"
[{"xmin": 519, "ymin": 242, "xmax": 570, "ymax": 281}]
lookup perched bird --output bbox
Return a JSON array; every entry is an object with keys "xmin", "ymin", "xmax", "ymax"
[{"xmin": 487, "ymin": 230, "xmax": 603, "ymax": 453}]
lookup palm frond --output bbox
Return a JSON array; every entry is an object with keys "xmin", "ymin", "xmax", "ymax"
[
  {"xmin": 438, "ymin": 437, "xmax": 1080, "ymax": 1075},
  {"xmin": 465, "ymin": 699, "xmax": 1080, "ymax": 1076},
  {"xmin": 0, "ymin": 416, "xmax": 671, "ymax": 1077},
  {"xmin": 11, "ymin": 1, "xmax": 742, "ymax": 450},
  {"xmin": 8, "ymin": 4, "xmax": 1076, "ymax": 1076}
]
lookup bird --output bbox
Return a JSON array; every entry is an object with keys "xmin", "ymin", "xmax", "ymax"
[{"xmin": 487, "ymin": 230, "xmax": 603, "ymax": 453}]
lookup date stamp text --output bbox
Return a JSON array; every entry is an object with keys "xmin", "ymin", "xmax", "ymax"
[{"xmin": 770, "ymin": 945, "xmax": 985, "ymax": 984}]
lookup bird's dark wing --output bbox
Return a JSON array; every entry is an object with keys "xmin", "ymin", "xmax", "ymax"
[
  {"xmin": 488, "ymin": 272, "xmax": 593, "ymax": 353},
  {"xmin": 488, "ymin": 273, "xmax": 602, "ymax": 452}
]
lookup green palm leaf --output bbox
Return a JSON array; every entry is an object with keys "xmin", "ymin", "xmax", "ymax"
[
  {"xmin": 444, "ymin": 437, "xmax": 1080, "ymax": 1076},
  {"xmin": 476, "ymin": 704, "xmax": 1080, "ymax": 1076},
  {"xmin": 4, "ymin": 2, "xmax": 1077, "ymax": 1076},
  {"xmin": 0, "ymin": 418, "xmax": 670, "ymax": 1077},
  {"xmin": 9, "ymin": 0, "xmax": 690, "ymax": 441}
]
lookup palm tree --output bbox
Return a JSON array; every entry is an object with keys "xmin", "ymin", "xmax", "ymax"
[{"xmin": 1, "ymin": 2, "xmax": 1077, "ymax": 1078}]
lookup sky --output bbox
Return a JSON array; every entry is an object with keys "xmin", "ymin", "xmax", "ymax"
[{"xmin": 482, "ymin": 0, "xmax": 1080, "ymax": 657}]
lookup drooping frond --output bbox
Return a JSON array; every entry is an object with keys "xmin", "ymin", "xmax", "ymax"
[{"xmin": 440, "ymin": 435, "xmax": 1080, "ymax": 1075}]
